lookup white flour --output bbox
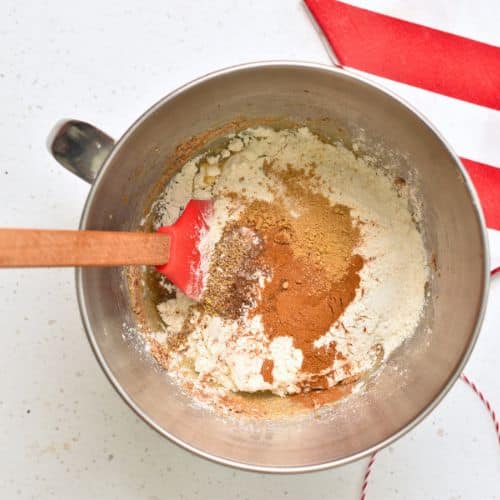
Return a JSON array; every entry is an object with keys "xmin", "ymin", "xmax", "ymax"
[{"xmin": 148, "ymin": 127, "xmax": 428, "ymax": 400}]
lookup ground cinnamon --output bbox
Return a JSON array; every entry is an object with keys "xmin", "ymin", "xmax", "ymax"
[
  {"xmin": 203, "ymin": 171, "xmax": 363, "ymax": 383},
  {"xmin": 248, "ymin": 199, "xmax": 363, "ymax": 379},
  {"xmin": 261, "ymin": 359, "xmax": 274, "ymax": 384}
]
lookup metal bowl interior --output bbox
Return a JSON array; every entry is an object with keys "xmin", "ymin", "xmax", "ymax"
[{"xmin": 77, "ymin": 62, "xmax": 488, "ymax": 472}]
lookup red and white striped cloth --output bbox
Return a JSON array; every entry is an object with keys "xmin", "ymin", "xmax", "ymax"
[{"xmin": 305, "ymin": 0, "xmax": 500, "ymax": 233}]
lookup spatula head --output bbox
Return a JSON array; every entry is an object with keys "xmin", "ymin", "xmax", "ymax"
[{"xmin": 155, "ymin": 199, "xmax": 214, "ymax": 300}]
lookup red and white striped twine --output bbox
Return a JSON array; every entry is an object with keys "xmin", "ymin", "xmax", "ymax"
[
  {"xmin": 460, "ymin": 373, "xmax": 500, "ymax": 444},
  {"xmin": 360, "ymin": 453, "xmax": 376, "ymax": 500},
  {"xmin": 359, "ymin": 270, "xmax": 499, "ymax": 499}
]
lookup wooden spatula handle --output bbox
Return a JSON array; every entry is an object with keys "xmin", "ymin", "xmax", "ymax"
[{"xmin": 0, "ymin": 229, "xmax": 170, "ymax": 267}]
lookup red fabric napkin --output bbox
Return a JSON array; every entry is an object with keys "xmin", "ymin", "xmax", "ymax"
[{"xmin": 304, "ymin": 0, "xmax": 500, "ymax": 230}]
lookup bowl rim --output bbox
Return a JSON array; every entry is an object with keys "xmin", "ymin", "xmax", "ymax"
[{"xmin": 76, "ymin": 60, "xmax": 490, "ymax": 473}]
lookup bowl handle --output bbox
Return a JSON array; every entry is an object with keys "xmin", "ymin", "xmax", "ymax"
[{"xmin": 47, "ymin": 120, "xmax": 115, "ymax": 184}]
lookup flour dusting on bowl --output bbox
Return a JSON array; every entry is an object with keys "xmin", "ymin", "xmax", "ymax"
[{"xmin": 141, "ymin": 126, "xmax": 428, "ymax": 415}]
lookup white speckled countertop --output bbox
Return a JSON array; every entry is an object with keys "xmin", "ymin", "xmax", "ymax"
[{"xmin": 0, "ymin": 1, "xmax": 498, "ymax": 498}]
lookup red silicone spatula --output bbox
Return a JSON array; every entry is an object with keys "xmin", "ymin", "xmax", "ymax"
[{"xmin": 0, "ymin": 199, "xmax": 213, "ymax": 300}]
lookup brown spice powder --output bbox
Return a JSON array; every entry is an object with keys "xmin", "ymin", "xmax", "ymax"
[
  {"xmin": 222, "ymin": 188, "xmax": 362, "ymax": 379},
  {"xmin": 251, "ymin": 210, "xmax": 363, "ymax": 376},
  {"xmin": 200, "ymin": 163, "xmax": 364, "ymax": 386},
  {"xmin": 266, "ymin": 162, "xmax": 359, "ymax": 281},
  {"xmin": 261, "ymin": 359, "xmax": 274, "ymax": 384},
  {"xmin": 202, "ymin": 225, "xmax": 263, "ymax": 318}
]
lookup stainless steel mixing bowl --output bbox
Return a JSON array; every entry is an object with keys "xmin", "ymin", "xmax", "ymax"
[{"xmin": 48, "ymin": 62, "xmax": 489, "ymax": 472}]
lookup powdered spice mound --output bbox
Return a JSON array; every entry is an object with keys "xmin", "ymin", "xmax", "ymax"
[
  {"xmin": 202, "ymin": 225, "xmax": 263, "ymax": 319},
  {"xmin": 250, "ymin": 204, "xmax": 363, "ymax": 380},
  {"xmin": 203, "ymin": 181, "xmax": 364, "ymax": 381},
  {"xmin": 267, "ymin": 163, "xmax": 360, "ymax": 281},
  {"xmin": 259, "ymin": 252, "xmax": 363, "ymax": 375}
]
